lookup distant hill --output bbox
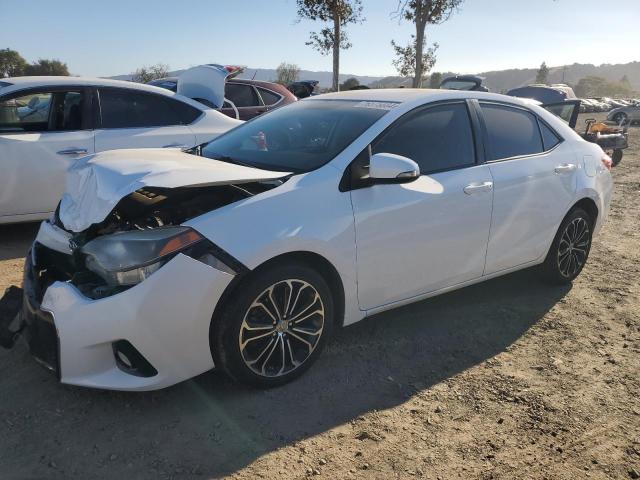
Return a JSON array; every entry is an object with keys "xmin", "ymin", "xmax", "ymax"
[
  {"xmin": 110, "ymin": 68, "xmax": 384, "ymax": 88},
  {"xmin": 109, "ymin": 61, "xmax": 640, "ymax": 92},
  {"xmin": 479, "ymin": 62, "xmax": 640, "ymax": 93}
]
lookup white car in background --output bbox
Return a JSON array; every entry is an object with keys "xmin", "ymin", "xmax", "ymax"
[
  {"xmin": 6, "ymin": 89, "xmax": 613, "ymax": 391},
  {"xmin": 0, "ymin": 67, "xmax": 240, "ymax": 225}
]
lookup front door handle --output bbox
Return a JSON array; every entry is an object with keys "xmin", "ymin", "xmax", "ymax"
[
  {"xmin": 57, "ymin": 148, "xmax": 88, "ymax": 156},
  {"xmin": 554, "ymin": 163, "xmax": 576, "ymax": 174},
  {"xmin": 464, "ymin": 181, "xmax": 493, "ymax": 195}
]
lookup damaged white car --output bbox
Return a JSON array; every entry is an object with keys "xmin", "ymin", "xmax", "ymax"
[
  {"xmin": 2, "ymin": 90, "xmax": 613, "ymax": 391},
  {"xmin": 0, "ymin": 65, "xmax": 239, "ymax": 225}
]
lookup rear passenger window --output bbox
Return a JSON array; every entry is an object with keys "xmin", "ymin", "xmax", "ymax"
[
  {"xmin": 481, "ymin": 104, "xmax": 543, "ymax": 160},
  {"xmin": 372, "ymin": 102, "xmax": 475, "ymax": 174},
  {"xmin": 539, "ymin": 121, "xmax": 561, "ymax": 151},
  {"xmin": 257, "ymin": 87, "xmax": 281, "ymax": 106},
  {"xmin": 225, "ymin": 83, "xmax": 259, "ymax": 107},
  {"xmin": 98, "ymin": 89, "xmax": 194, "ymax": 128}
]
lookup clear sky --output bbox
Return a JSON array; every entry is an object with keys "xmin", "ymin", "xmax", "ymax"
[{"xmin": 0, "ymin": 0, "xmax": 638, "ymax": 78}]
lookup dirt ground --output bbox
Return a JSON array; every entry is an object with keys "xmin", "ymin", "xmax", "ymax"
[{"xmin": 0, "ymin": 113, "xmax": 638, "ymax": 480}]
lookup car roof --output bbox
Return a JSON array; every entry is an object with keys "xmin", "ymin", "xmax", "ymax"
[
  {"xmin": 2, "ymin": 76, "xmax": 177, "ymax": 96},
  {"xmin": 306, "ymin": 88, "xmax": 533, "ymax": 106}
]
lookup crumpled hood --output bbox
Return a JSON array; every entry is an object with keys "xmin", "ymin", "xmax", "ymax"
[{"xmin": 59, "ymin": 149, "xmax": 288, "ymax": 232}]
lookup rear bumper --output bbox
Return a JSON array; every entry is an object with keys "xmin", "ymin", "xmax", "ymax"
[{"xmin": 22, "ymin": 242, "xmax": 235, "ymax": 391}]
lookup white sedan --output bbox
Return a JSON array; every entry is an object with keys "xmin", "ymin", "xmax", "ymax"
[
  {"xmin": 0, "ymin": 67, "xmax": 240, "ymax": 224},
  {"xmin": 7, "ymin": 89, "xmax": 613, "ymax": 391}
]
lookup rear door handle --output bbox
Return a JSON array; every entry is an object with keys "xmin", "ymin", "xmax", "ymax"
[
  {"xmin": 57, "ymin": 148, "xmax": 88, "ymax": 156},
  {"xmin": 464, "ymin": 181, "xmax": 493, "ymax": 195},
  {"xmin": 554, "ymin": 163, "xmax": 576, "ymax": 174}
]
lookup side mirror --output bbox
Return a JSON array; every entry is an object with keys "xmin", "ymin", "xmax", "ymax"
[{"xmin": 369, "ymin": 152, "xmax": 420, "ymax": 183}]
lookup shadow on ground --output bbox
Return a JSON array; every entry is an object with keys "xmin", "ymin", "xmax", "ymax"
[
  {"xmin": 0, "ymin": 223, "xmax": 39, "ymax": 261},
  {"xmin": 0, "ymin": 269, "xmax": 569, "ymax": 479}
]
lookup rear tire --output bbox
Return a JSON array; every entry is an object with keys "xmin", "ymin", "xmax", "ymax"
[
  {"xmin": 211, "ymin": 263, "xmax": 334, "ymax": 388},
  {"xmin": 613, "ymin": 112, "xmax": 628, "ymax": 125},
  {"xmin": 540, "ymin": 208, "xmax": 593, "ymax": 285},
  {"xmin": 612, "ymin": 149, "xmax": 623, "ymax": 166}
]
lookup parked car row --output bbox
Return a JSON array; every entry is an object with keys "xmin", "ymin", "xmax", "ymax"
[
  {"xmin": 579, "ymin": 97, "xmax": 640, "ymax": 117},
  {"xmin": 148, "ymin": 75, "xmax": 297, "ymax": 121}
]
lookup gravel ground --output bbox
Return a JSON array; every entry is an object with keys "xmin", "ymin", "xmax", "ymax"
[{"xmin": 0, "ymin": 113, "xmax": 638, "ymax": 480}]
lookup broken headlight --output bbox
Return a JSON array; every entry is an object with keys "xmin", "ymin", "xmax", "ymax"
[{"xmin": 81, "ymin": 226, "xmax": 233, "ymax": 286}]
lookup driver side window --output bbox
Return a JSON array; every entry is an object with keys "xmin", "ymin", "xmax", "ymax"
[{"xmin": 372, "ymin": 102, "xmax": 476, "ymax": 174}]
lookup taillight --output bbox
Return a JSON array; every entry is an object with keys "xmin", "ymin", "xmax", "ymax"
[{"xmin": 601, "ymin": 153, "xmax": 612, "ymax": 171}]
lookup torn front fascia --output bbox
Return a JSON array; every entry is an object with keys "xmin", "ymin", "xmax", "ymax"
[{"xmin": 43, "ymin": 182, "xmax": 265, "ymax": 299}]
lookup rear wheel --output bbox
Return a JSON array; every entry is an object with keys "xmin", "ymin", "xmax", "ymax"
[
  {"xmin": 540, "ymin": 208, "xmax": 593, "ymax": 284},
  {"xmin": 613, "ymin": 112, "xmax": 628, "ymax": 124},
  {"xmin": 211, "ymin": 263, "xmax": 334, "ymax": 388}
]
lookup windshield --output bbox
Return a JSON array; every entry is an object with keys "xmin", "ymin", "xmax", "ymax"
[{"xmin": 201, "ymin": 99, "xmax": 393, "ymax": 173}]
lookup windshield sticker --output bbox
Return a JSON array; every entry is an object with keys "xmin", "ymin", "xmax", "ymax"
[{"xmin": 354, "ymin": 101, "xmax": 398, "ymax": 111}]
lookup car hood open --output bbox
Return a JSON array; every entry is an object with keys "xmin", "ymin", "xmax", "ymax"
[{"xmin": 59, "ymin": 149, "xmax": 289, "ymax": 232}]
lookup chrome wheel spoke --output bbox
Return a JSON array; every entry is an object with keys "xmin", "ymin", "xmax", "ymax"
[
  {"xmin": 267, "ymin": 286, "xmax": 283, "ymax": 321},
  {"xmin": 247, "ymin": 337, "xmax": 277, "ymax": 367},
  {"xmin": 288, "ymin": 331, "xmax": 314, "ymax": 354},
  {"xmin": 252, "ymin": 300, "xmax": 278, "ymax": 324},
  {"xmin": 291, "ymin": 326, "xmax": 322, "ymax": 337}
]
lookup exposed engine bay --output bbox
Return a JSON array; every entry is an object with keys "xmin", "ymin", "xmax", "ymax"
[
  {"xmin": 68, "ymin": 180, "xmax": 281, "ymax": 241},
  {"xmin": 37, "ymin": 179, "xmax": 284, "ymax": 300}
]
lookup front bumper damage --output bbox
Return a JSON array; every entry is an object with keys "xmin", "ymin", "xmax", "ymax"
[{"xmin": 1, "ymin": 233, "xmax": 235, "ymax": 391}]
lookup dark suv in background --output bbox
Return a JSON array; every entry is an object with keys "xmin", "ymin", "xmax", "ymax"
[{"xmin": 148, "ymin": 77, "xmax": 296, "ymax": 120}]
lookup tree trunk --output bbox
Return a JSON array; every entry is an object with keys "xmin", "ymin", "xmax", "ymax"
[
  {"xmin": 413, "ymin": 20, "xmax": 426, "ymax": 88},
  {"xmin": 333, "ymin": 15, "xmax": 340, "ymax": 92}
]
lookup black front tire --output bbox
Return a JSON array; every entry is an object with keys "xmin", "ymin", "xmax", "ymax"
[
  {"xmin": 211, "ymin": 263, "xmax": 334, "ymax": 388},
  {"xmin": 540, "ymin": 208, "xmax": 593, "ymax": 285}
]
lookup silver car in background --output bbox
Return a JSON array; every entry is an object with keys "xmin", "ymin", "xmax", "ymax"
[{"xmin": 607, "ymin": 102, "xmax": 640, "ymax": 124}]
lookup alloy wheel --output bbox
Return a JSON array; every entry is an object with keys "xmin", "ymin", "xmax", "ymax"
[
  {"xmin": 239, "ymin": 279, "xmax": 325, "ymax": 377},
  {"xmin": 557, "ymin": 217, "xmax": 590, "ymax": 278}
]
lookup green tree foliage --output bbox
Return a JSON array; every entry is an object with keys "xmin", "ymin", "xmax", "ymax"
[
  {"xmin": 24, "ymin": 59, "xmax": 69, "ymax": 76},
  {"xmin": 392, "ymin": 0, "xmax": 463, "ymax": 88},
  {"xmin": 574, "ymin": 75, "xmax": 634, "ymax": 97},
  {"xmin": 340, "ymin": 76, "xmax": 360, "ymax": 90},
  {"xmin": 131, "ymin": 64, "xmax": 170, "ymax": 84},
  {"xmin": 276, "ymin": 62, "xmax": 301, "ymax": 85},
  {"xmin": 428, "ymin": 71, "xmax": 443, "ymax": 88},
  {"xmin": 535, "ymin": 61, "xmax": 549, "ymax": 84},
  {"xmin": 391, "ymin": 36, "xmax": 438, "ymax": 86},
  {"xmin": 297, "ymin": 0, "xmax": 363, "ymax": 91},
  {"xmin": 0, "ymin": 48, "xmax": 28, "ymax": 77}
]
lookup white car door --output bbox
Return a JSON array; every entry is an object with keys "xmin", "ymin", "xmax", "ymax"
[
  {"xmin": 94, "ymin": 88, "xmax": 198, "ymax": 152},
  {"xmin": 0, "ymin": 87, "xmax": 94, "ymax": 219},
  {"xmin": 479, "ymin": 102, "xmax": 577, "ymax": 274},
  {"xmin": 350, "ymin": 101, "xmax": 494, "ymax": 311}
]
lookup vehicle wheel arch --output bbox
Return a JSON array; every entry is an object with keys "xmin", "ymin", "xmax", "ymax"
[
  {"xmin": 570, "ymin": 196, "xmax": 599, "ymax": 228},
  {"xmin": 210, "ymin": 250, "xmax": 346, "ymax": 343}
]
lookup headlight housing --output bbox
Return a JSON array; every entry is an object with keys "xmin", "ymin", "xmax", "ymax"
[{"xmin": 81, "ymin": 226, "xmax": 234, "ymax": 286}]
